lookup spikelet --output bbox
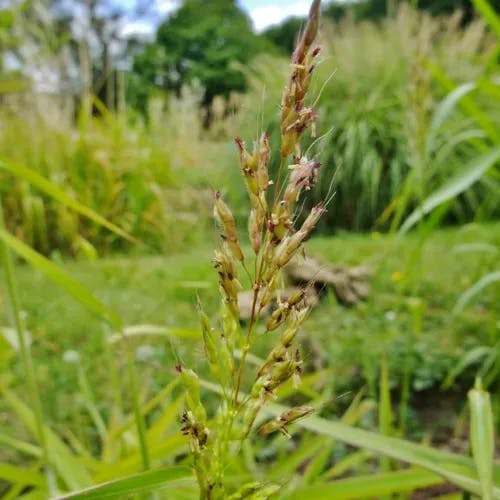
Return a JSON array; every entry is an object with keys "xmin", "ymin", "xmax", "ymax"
[
  {"xmin": 176, "ymin": 365, "xmax": 206, "ymax": 423},
  {"xmin": 181, "ymin": 410, "xmax": 210, "ymax": 450},
  {"xmin": 259, "ymin": 308, "xmax": 308, "ymax": 377},
  {"xmin": 235, "ymin": 134, "xmax": 270, "ymax": 254},
  {"xmin": 257, "ymin": 405, "xmax": 314, "ymax": 438},
  {"xmin": 280, "ymin": 0, "xmax": 321, "ymax": 157},
  {"xmin": 266, "ymin": 156, "xmax": 322, "ymax": 250},
  {"xmin": 235, "ymin": 133, "xmax": 271, "ymax": 198},
  {"xmin": 214, "ymin": 249, "xmax": 241, "ymax": 319},
  {"xmin": 273, "ymin": 204, "xmax": 326, "ymax": 268},
  {"xmin": 283, "ymin": 156, "xmax": 322, "ymax": 207},
  {"xmin": 241, "ymin": 353, "xmax": 303, "ymax": 438},
  {"xmin": 213, "ymin": 191, "xmax": 244, "ymax": 262},
  {"xmin": 266, "ymin": 288, "xmax": 308, "ymax": 331}
]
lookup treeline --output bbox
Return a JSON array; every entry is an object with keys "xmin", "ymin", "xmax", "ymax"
[
  {"xmin": 129, "ymin": 0, "xmax": 500, "ymax": 110},
  {"xmin": 1, "ymin": 0, "xmax": 497, "ymax": 114}
]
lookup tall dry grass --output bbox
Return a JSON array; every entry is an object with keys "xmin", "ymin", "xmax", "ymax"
[
  {"xmin": 239, "ymin": 5, "xmax": 498, "ymax": 231},
  {"xmin": 0, "ymin": 91, "xmax": 216, "ymax": 256}
]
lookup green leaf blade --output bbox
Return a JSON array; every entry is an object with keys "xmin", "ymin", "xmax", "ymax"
[
  {"xmin": 0, "ymin": 228, "xmax": 122, "ymax": 328},
  {"xmin": 55, "ymin": 465, "xmax": 195, "ymax": 499},
  {"xmin": 469, "ymin": 380, "xmax": 495, "ymax": 500},
  {"xmin": 400, "ymin": 147, "xmax": 500, "ymax": 233},
  {"xmin": 0, "ymin": 158, "xmax": 135, "ymax": 244},
  {"xmin": 288, "ymin": 468, "xmax": 446, "ymax": 499}
]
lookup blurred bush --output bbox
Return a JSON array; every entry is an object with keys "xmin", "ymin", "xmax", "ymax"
[
  {"xmin": 0, "ymin": 4, "xmax": 498, "ymax": 254},
  {"xmin": 0, "ymin": 92, "xmax": 215, "ymax": 256}
]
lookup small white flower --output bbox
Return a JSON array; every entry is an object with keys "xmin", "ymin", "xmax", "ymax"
[
  {"xmin": 63, "ymin": 350, "xmax": 80, "ymax": 364},
  {"xmin": 136, "ymin": 344, "xmax": 155, "ymax": 362},
  {"xmin": 385, "ymin": 310, "xmax": 396, "ymax": 322}
]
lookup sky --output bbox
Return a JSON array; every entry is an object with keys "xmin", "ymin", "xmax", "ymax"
[
  {"xmin": 121, "ymin": 0, "xmax": 338, "ymax": 38},
  {"xmin": 240, "ymin": 0, "xmax": 322, "ymax": 32}
]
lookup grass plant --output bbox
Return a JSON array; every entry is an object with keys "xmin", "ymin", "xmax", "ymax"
[
  {"xmin": 174, "ymin": 2, "xmax": 329, "ymax": 495},
  {"xmin": 167, "ymin": 1, "xmax": 497, "ymax": 497},
  {"xmin": 1, "ymin": 223, "xmax": 498, "ymax": 497}
]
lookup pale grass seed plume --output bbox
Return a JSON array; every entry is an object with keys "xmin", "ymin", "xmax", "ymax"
[{"xmin": 177, "ymin": 0, "xmax": 328, "ymax": 497}]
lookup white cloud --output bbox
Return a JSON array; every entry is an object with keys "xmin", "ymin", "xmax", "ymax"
[
  {"xmin": 156, "ymin": 0, "xmax": 180, "ymax": 15},
  {"xmin": 120, "ymin": 20, "xmax": 155, "ymax": 38},
  {"xmin": 250, "ymin": 1, "xmax": 312, "ymax": 32},
  {"xmin": 120, "ymin": 0, "xmax": 180, "ymax": 39}
]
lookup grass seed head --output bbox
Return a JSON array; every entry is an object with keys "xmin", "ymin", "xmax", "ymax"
[
  {"xmin": 181, "ymin": 410, "xmax": 210, "ymax": 451},
  {"xmin": 213, "ymin": 191, "xmax": 244, "ymax": 262},
  {"xmin": 248, "ymin": 209, "xmax": 261, "ymax": 254},
  {"xmin": 280, "ymin": 0, "xmax": 321, "ymax": 157},
  {"xmin": 185, "ymin": 1, "xmax": 326, "ymax": 495},
  {"xmin": 257, "ymin": 405, "xmax": 315, "ymax": 437}
]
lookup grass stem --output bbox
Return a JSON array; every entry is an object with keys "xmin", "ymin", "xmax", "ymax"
[
  {"xmin": 125, "ymin": 345, "xmax": 151, "ymax": 470},
  {"xmin": 0, "ymin": 200, "xmax": 52, "ymax": 492}
]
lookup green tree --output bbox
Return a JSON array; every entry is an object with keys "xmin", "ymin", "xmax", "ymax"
[
  {"xmin": 131, "ymin": 0, "xmax": 268, "ymax": 110},
  {"xmin": 263, "ymin": 1, "xmax": 500, "ymax": 54},
  {"xmin": 263, "ymin": 17, "xmax": 304, "ymax": 55},
  {"xmin": 415, "ymin": 0, "xmax": 500, "ymax": 17},
  {"xmin": 323, "ymin": 0, "xmax": 500, "ymax": 23}
]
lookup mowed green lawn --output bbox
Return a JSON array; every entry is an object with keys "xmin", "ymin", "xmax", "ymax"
[{"xmin": 1, "ymin": 222, "xmax": 499, "ymax": 441}]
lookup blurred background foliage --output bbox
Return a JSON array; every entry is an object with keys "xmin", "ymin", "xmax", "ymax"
[
  {"xmin": 0, "ymin": 0, "xmax": 499, "ymax": 497},
  {"xmin": 0, "ymin": 0, "xmax": 499, "ymax": 255}
]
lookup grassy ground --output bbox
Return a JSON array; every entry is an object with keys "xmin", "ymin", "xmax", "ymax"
[{"xmin": 1, "ymin": 221, "xmax": 499, "ymax": 445}]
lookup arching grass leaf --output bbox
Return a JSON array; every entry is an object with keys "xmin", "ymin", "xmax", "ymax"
[
  {"xmin": 0, "ymin": 158, "xmax": 135, "ymax": 243},
  {"xmin": 400, "ymin": 147, "xmax": 500, "ymax": 233},
  {"xmin": 287, "ymin": 468, "xmax": 446, "ymax": 499},
  {"xmin": 0, "ymin": 228, "xmax": 122, "ymax": 328},
  {"xmin": 454, "ymin": 270, "xmax": 500, "ymax": 313},
  {"xmin": 56, "ymin": 465, "xmax": 195, "ymax": 499}
]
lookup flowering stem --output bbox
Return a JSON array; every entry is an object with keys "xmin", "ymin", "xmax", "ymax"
[
  {"xmin": 233, "ymin": 230, "xmax": 271, "ymax": 406},
  {"xmin": 233, "ymin": 268, "xmax": 260, "ymax": 406}
]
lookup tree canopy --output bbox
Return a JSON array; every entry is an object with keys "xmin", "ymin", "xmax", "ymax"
[{"xmin": 131, "ymin": 0, "xmax": 268, "ymax": 109}]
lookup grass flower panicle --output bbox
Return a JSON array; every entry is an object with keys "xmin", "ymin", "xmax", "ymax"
[
  {"xmin": 281, "ymin": 0, "xmax": 321, "ymax": 157},
  {"xmin": 179, "ymin": 1, "xmax": 328, "ymax": 497}
]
